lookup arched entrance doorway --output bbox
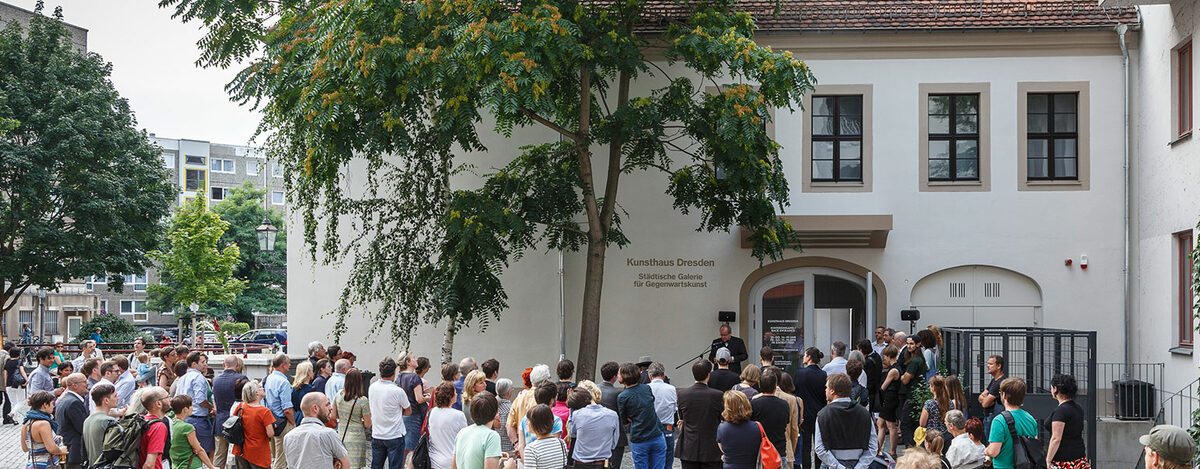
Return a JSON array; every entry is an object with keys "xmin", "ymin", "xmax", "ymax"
[
  {"xmin": 741, "ymin": 258, "xmax": 886, "ymax": 376},
  {"xmin": 909, "ymin": 265, "xmax": 1043, "ymax": 329}
]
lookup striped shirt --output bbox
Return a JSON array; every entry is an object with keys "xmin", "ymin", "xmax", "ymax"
[{"xmin": 523, "ymin": 435, "xmax": 568, "ymax": 469}]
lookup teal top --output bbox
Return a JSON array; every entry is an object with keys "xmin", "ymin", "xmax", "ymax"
[{"xmin": 988, "ymin": 409, "xmax": 1038, "ymax": 469}]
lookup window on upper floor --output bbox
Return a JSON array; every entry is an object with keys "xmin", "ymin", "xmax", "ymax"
[
  {"xmin": 121, "ymin": 300, "xmax": 148, "ymax": 323},
  {"xmin": 810, "ymin": 95, "xmax": 863, "ymax": 183},
  {"xmin": 1177, "ymin": 41, "xmax": 1193, "ymax": 139},
  {"xmin": 210, "ymin": 158, "xmax": 235, "ymax": 174},
  {"xmin": 1027, "ymin": 93, "xmax": 1079, "ymax": 181},
  {"xmin": 123, "ymin": 273, "xmax": 148, "ymax": 292},
  {"xmin": 1176, "ymin": 230, "xmax": 1195, "ymax": 349},
  {"xmin": 162, "ymin": 153, "xmax": 175, "ymax": 169},
  {"xmin": 185, "ymin": 169, "xmax": 206, "ymax": 192},
  {"xmin": 247, "ymin": 159, "xmax": 261, "ymax": 176},
  {"xmin": 85, "ymin": 275, "xmax": 101, "ymax": 292},
  {"xmin": 928, "ymin": 94, "xmax": 981, "ymax": 182},
  {"xmin": 271, "ymin": 162, "xmax": 284, "ymax": 178},
  {"xmin": 185, "ymin": 155, "xmax": 206, "ymax": 166},
  {"xmin": 272, "ymin": 190, "xmax": 285, "ymax": 205},
  {"xmin": 211, "ymin": 186, "xmax": 228, "ymax": 201}
]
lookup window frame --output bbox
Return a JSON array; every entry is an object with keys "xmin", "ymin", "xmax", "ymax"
[
  {"xmin": 1016, "ymin": 82, "xmax": 1090, "ymax": 191},
  {"xmin": 271, "ymin": 190, "xmax": 285, "ymax": 205},
  {"xmin": 919, "ymin": 83, "xmax": 990, "ymax": 192},
  {"xmin": 1176, "ymin": 230, "xmax": 1195, "ymax": 349},
  {"xmin": 1026, "ymin": 92, "xmax": 1080, "ymax": 182},
  {"xmin": 246, "ymin": 159, "xmax": 262, "ymax": 176},
  {"xmin": 99, "ymin": 299, "xmax": 107, "ymax": 315},
  {"xmin": 42, "ymin": 309, "xmax": 57, "ymax": 335},
  {"xmin": 184, "ymin": 154, "xmax": 206, "ymax": 166},
  {"xmin": 801, "ymin": 84, "xmax": 874, "ymax": 193},
  {"xmin": 122, "ymin": 273, "xmax": 148, "ymax": 292},
  {"xmin": 211, "ymin": 186, "xmax": 228, "ymax": 201},
  {"xmin": 210, "ymin": 158, "xmax": 236, "ymax": 174},
  {"xmin": 162, "ymin": 152, "xmax": 176, "ymax": 169},
  {"xmin": 809, "ymin": 95, "xmax": 864, "ymax": 183},
  {"xmin": 184, "ymin": 168, "xmax": 207, "ymax": 192},
  {"xmin": 1178, "ymin": 41, "xmax": 1193, "ymax": 139}
]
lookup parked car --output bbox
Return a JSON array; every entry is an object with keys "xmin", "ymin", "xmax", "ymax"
[
  {"xmin": 229, "ymin": 329, "xmax": 288, "ymax": 353},
  {"xmin": 138, "ymin": 326, "xmax": 177, "ymax": 342}
]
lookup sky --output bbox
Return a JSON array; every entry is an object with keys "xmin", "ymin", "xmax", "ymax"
[{"xmin": 8, "ymin": 0, "xmax": 262, "ymax": 145}]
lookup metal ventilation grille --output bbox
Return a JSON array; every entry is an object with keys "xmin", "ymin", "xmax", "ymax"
[
  {"xmin": 984, "ymin": 282, "xmax": 1001, "ymax": 298},
  {"xmin": 949, "ymin": 282, "xmax": 967, "ymax": 298}
]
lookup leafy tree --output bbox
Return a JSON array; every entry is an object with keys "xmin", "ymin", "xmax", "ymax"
[
  {"xmin": 0, "ymin": 4, "xmax": 174, "ymax": 346},
  {"xmin": 163, "ymin": 0, "xmax": 814, "ymax": 377},
  {"xmin": 212, "ymin": 182, "xmax": 286, "ymax": 323},
  {"xmin": 147, "ymin": 196, "xmax": 247, "ymax": 320},
  {"xmin": 73, "ymin": 313, "xmax": 150, "ymax": 347}
]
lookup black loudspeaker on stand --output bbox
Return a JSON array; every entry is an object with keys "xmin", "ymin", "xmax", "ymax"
[{"xmin": 901, "ymin": 309, "xmax": 920, "ymax": 335}]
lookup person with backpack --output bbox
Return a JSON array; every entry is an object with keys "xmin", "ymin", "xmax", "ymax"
[
  {"xmin": 232, "ymin": 380, "xmax": 277, "ymax": 469},
  {"xmin": 137, "ymin": 386, "xmax": 173, "ymax": 469},
  {"xmin": 83, "ymin": 384, "xmax": 119, "ymax": 467},
  {"xmin": 984, "ymin": 378, "xmax": 1039, "ymax": 469}
]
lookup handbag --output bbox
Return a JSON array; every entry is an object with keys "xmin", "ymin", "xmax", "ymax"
[
  {"xmin": 757, "ymin": 422, "xmax": 782, "ymax": 469},
  {"xmin": 412, "ymin": 407, "xmax": 434, "ymax": 469},
  {"xmin": 914, "ymin": 426, "xmax": 927, "ymax": 446},
  {"xmin": 1002, "ymin": 411, "xmax": 1046, "ymax": 469},
  {"xmin": 223, "ymin": 403, "xmax": 247, "ymax": 446}
]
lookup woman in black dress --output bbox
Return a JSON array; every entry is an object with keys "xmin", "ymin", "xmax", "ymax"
[
  {"xmin": 876, "ymin": 345, "xmax": 902, "ymax": 456},
  {"xmin": 1046, "ymin": 374, "xmax": 1090, "ymax": 468}
]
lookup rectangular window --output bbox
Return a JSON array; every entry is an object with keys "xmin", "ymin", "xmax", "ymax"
[
  {"xmin": 1179, "ymin": 42, "xmax": 1193, "ymax": 137},
  {"xmin": 42, "ymin": 310, "xmax": 57, "ymax": 335},
  {"xmin": 99, "ymin": 300, "xmax": 107, "ymax": 315},
  {"xmin": 810, "ymin": 95, "xmax": 863, "ymax": 183},
  {"xmin": 85, "ymin": 274, "xmax": 101, "ymax": 292},
  {"xmin": 211, "ymin": 186, "xmax": 228, "ymax": 201},
  {"xmin": 120, "ymin": 300, "xmax": 147, "ymax": 321},
  {"xmin": 271, "ymin": 190, "xmax": 285, "ymax": 205},
  {"xmin": 162, "ymin": 153, "xmax": 175, "ymax": 169},
  {"xmin": 271, "ymin": 162, "xmax": 284, "ymax": 178},
  {"xmin": 19, "ymin": 310, "xmax": 33, "ymax": 327},
  {"xmin": 928, "ymin": 94, "xmax": 981, "ymax": 182},
  {"xmin": 246, "ymin": 160, "xmax": 261, "ymax": 176},
  {"xmin": 185, "ymin": 155, "xmax": 206, "ymax": 166},
  {"xmin": 1026, "ymin": 93, "xmax": 1079, "ymax": 181},
  {"xmin": 185, "ymin": 168, "xmax": 206, "ymax": 192},
  {"xmin": 1177, "ymin": 230, "xmax": 1195, "ymax": 348},
  {"xmin": 210, "ymin": 158, "xmax": 235, "ymax": 174},
  {"xmin": 122, "ymin": 273, "xmax": 148, "ymax": 292}
]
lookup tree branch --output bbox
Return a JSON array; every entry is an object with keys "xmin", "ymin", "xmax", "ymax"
[
  {"xmin": 600, "ymin": 70, "xmax": 630, "ymax": 237},
  {"xmin": 1, "ymin": 281, "xmax": 32, "ymax": 314},
  {"xmin": 520, "ymin": 107, "xmax": 581, "ymax": 144}
]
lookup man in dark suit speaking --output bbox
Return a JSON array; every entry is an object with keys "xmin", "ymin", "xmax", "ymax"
[{"xmin": 708, "ymin": 323, "xmax": 748, "ymax": 373}]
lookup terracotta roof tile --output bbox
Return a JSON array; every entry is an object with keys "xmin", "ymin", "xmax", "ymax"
[{"xmin": 634, "ymin": 1, "xmax": 1138, "ymax": 32}]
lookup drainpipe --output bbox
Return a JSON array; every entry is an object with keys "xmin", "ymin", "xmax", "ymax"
[
  {"xmin": 1117, "ymin": 22, "xmax": 1131, "ymax": 374},
  {"xmin": 559, "ymin": 249, "xmax": 566, "ymax": 361},
  {"xmin": 866, "ymin": 271, "xmax": 874, "ymax": 333}
]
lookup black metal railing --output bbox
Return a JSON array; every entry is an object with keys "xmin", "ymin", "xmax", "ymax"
[
  {"xmin": 1096, "ymin": 362, "xmax": 1164, "ymax": 420},
  {"xmin": 1156, "ymin": 377, "xmax": 1200, "ymax": 428},
  {"xmin": 941, "ymin": 326, "xmax": 1097, "ymax": 462}
]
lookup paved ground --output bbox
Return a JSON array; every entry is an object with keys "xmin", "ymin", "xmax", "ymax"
[{"xmin": 0, "ymin": 386, "xmax": 28, "ymax": 469}]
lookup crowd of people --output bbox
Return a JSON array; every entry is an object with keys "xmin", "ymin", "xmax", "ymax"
[{"xmin": 0, "ymin": 326, "xmax": 1195, "ymax": 469}]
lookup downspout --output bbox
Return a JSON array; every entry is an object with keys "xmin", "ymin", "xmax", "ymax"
[
  {"xmin": 1117, "ymin": 22, "xmax": 1131, "ymax": 374},
  {"xmin": 866, "ymin": 271, "xmax": 874, "ymax": 333},
  {"xmin": 559, "ymin": 249, "xmax": 566, "ymax": 362}
]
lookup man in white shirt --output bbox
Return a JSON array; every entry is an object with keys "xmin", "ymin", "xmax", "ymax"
[
  {"xmin": 112, "ymin": 356, "xmax": 136, "ymax": 409},
  {"xmin": 872, "ymin": 328, "xmax": 891, "ymax": 356},
  {"xmin": 71, "ymin": 340, "xmax": 103, "ymax": 371},
  {"xmin": 284, "ymin": 392, "xmax": 350, "ymax": 469},
  {"xmin": 369, "ymin": 357, "xmax": 412, "ymax": 469},
  {"xmin": 325, "ymin": 358, "xmax": 351, "ymax": 403},
  {"xmin": 822, "ymin": 341, "xmax": 848, "ymax": 377},
  {"xmin": 943, "ymin": 410, "xmax": 984, "ymax": 469},
  {"xmin": 646, "ymin": 362, "xmax": 677, "ymax": 469}
]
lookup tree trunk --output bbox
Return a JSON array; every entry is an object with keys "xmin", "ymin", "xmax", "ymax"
[
  {"xmin": 441, "ymin": 320, "xmax": 456, "ymax": 365},
  {"xmin": 576, "ymin": 238, "xmax": 607, "ymax": 381}
]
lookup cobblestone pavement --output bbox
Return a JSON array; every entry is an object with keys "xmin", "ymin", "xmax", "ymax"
[{"xmin": 1, "ymin": 386, "xmax": 28, "ymax": 469}]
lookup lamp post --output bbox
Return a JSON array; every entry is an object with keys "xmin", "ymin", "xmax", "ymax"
[
  {"xmin": 255, "ymin": 218, "xmax": 279, "ymax": 252},
  {"xmin": 189, "ymin": 302, "xmax": 199, "ymax": 349},
  {"xmin": 37, "ymin": 290, "xmax": 46, "ymax": 344}
]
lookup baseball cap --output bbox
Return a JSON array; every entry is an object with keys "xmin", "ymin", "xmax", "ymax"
[
  {"xmin": 1139, "ymin": 425, "xmax": 1196, "ymax": 466},
  {"xmin": 715, "ymin": 347, "xmax": 732, "ymax": 363},
  {"xmin": 636, "ymin": 356, "xmax": 653, "ymax": 366}
]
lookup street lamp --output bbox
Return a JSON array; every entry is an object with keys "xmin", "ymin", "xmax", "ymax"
[
  {"xmin": 255, "ymin": 218, "xmax": 279, "ymax": 252},
  {"xmin": 189, "ymin": 303, "xmax": 199, "ymax": 349}
]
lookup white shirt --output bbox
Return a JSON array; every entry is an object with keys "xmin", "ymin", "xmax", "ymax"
[
  {"xmin": 871, "ymin": 341, "xmax": 887, "ymax": 356},
  {"xmin": 946, "ymin": 432, "xmax": 985, "ymax": 469},
  {"xmin": 822, "ymin": 356, "xmax": 848, "ymax": 377},
  {"xmin": 428, "ymin": 407, "xmax": 468, "ymax": 469},
  {"xmin": 647, "ymin": 378, "xmax": 677, "ymax": 426},
  {"xmin": 326, "ymin": 372, "xmax": 346, "ymax": 404},
  {"xmin": 368, "ymin": 378, "xmax": 411, "ymax": 440}
]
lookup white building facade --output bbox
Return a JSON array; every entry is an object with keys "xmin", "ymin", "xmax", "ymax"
[{"xmin": 289, "ymin": 1, "xmax": 1147, "ymax": 389}]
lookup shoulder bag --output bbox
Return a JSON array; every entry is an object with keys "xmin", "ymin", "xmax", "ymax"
[
  {"xmin": 223, "ymin": 403, "xmax": 247, "ymax": 446},
  {"xmin": 411, "ymin": 406, "xmax": 435, "ymax": 469},
  {"xmin": 340, "ymin": 398, "xmax": 358, "ymax": 442},
  {"xmin": 1002, "ymin": 410, "xmax": 1046, "ymax": 469},
  {"xmin": 757, "ymin": 422, "xmax": 781, "ymax": 469}
]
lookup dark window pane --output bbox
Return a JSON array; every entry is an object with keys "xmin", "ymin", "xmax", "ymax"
[
  {"xmin": 1028, "ymin": 94, "xmax": 1048, "ymax": 113},
  {"xmin": 929, "ymin": 159, "xmax": 950, "ymax": 179},
  {"xmin": 955, "ymin": 140, "xmax": 978, "ymax": 160},
  {"xmin": 840, "ymin": 96, "xmax": 863, "ymax": 116},
  {"xmin": 813, "ymin": 160, "xmax": 834, "ymax": 179},
  {"xmin": 1054, "ymin": 93, "xmax": 1077, "ymax": 112},
  {"xmin": 1055, "ymin": 158, "xmax": 1078, "ymax": 179},
  {"xmin": 839, "ymin": 160, "xmax": 862, "ymax": 180},
  {"xmin": 812, "ymin": 117, "xmax": 834, "ymax": 135},
  {"xmin": 1028, "ymin": 114, "xmax": 1049, "ymax": 133},
  {"xmin": 929, "ymin": 115, "xmax": 950, "ymax": 134},
  {"xmin": 1053, "ymin": 113, "xmax": 1077, "ymax": 133},
  {"xmin": 956, "ymin": 115, "xmax": 978, "ymax": 134},
  {"xmin": 929, "ymin": 140, "xmax": 950, "ymax": 159},
  {"xmin": 839, "ymin": 116, "xmax": 862, "ymax": 135},
  {"xmin": 813, "ymin": 141, "xmax": 834, "ymax": 160},
  {"xmin": 1028, "ymin": 158, "xmax": 1048, "ymax": 178},
  {"xmin": 812, "ymin": 97, "xmax": 835, "ymax": 116},
  {"xmin": 1028, "ymin": 139, "xmax": 1048, "ymax": 158},
  {"xmin": 928, "ymin": 95, "xmax": 951, "ymax": 115},
  {"xmin": 839, "ymin": 141, "xmax": 862, "ymax": 160},
  {"xmin": 956, "ymin": 95, "xmax": 979, "ymax": 115},
  {"xmin": 956, "ymin": 159, "xmax": 978, "ymax": 179},
  {"xmin": 1054, "ymin": 138, "xmax": 1077, "ymax": 158}
]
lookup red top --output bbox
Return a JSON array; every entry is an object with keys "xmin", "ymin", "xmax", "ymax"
[
  {"xmin": 138, "ymin": 415, "xmax": 169, "ymax": 469},
  {"xmin": 232, "ymin": 402, "xmax": 277, "ymax": 468}
]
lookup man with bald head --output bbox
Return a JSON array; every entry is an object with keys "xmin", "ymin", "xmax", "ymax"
[
  {"xmin": 326, "ymin": 358, "xmax": 351, "ymax": 404},
  {"xmin": 213, "ymin": 355, "xmax": 247, "ymax": 469},
  {"xmin": 284, "ymin": 392, "xmax": 349, "ymax": 468},
  {"xmin": 56, "ymin": 373, "xmax": 91, "ymax": 468},
  {"xmin": 137, "ymin": 387, "xmax": 172, "ymax": 469}
]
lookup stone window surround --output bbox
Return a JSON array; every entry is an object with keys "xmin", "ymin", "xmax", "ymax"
[
  {"xmin": 918, "ymin": 83, "xmax": 991, "ymax": 192},
  {"xmin": 801, "ymin": 84, "xmax": 874, "ymax": 193},
  {"xmin": 1016, "ymin": 81, "xmax": 1091, "ymax": 191}
]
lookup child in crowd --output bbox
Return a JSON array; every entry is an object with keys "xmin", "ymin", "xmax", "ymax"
[{"xmin": 136, "ymin": 353, "xmax": 155, "ymax": 388}]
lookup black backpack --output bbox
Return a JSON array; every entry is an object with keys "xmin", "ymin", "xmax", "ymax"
[
  {"xmin": 223, "ymin": 403, "xmax": 247, "ymax": 445},
  {"xmin": 92, "ymin": 414, "xmax": 171, "ymax": 469},
  {"xmin": 1002, "ymin": 410, "xmax": 1046, "ymax": 469}
]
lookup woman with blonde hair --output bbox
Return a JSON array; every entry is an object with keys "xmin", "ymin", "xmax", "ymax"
[
  {"xmin": 920, "ymin": 375, "xmax": 953, "ymax": 435},
  {"xmin": 462, "ymin": 369, "xmax": 487, "ymax": 424},
  {"xmin": 896, "ymin": 447, "xmax": 942, "ymax": 469},
  {"xmin": 289, "ymin": 361, "xmax": 314, "ymax": 413},
  {"xmin": 732, "ymin": 364, "xmax": 760, "ymax": 399},
  {"xmin": 575, "ymin": 380, "xmax": 602, "ymax": 402},
  {"xmin": 716, "ymin": 391, "xmax": 758, "ymax": 469},
  {"xmin": 923, "ymin": 430, "xmax": 951, "ymax": 468}
]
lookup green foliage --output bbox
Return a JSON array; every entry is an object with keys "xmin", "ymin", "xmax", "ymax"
[
  {"xmin": 148, "ymin": 196, "xmax": 247, "ymax": 315},
  {"xmin": 0, "ymin": 4, "xmax": 174, "ymax": 344},
  {"xmin": 218, "ymin": 321, "xmax": 251, "ymax": 337},
  {"xmin": 211, "ymin": 182, "xmax": 286, "ymax": 323},
  {"xmin": 161, "ymin": 0, "xmax": 816, "ymax": 367},
  {"xmin": 74, "ymin": 313, "xmax": 149, "ymax": 346}
]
